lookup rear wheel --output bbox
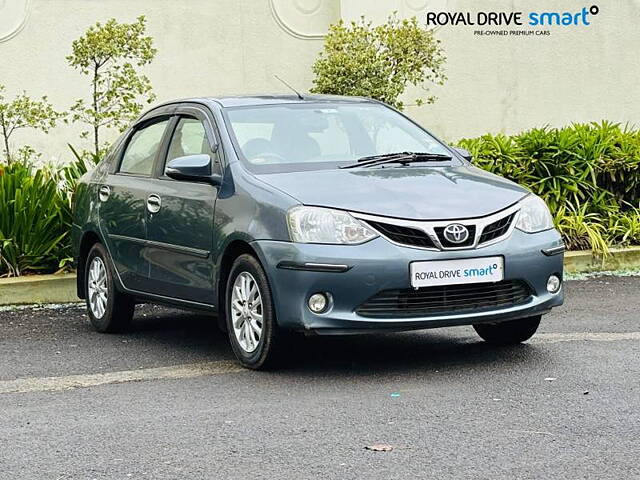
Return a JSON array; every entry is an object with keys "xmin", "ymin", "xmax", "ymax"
[
  {"xmin": 85, "ymin": 243, "xmax": 135, "ymax": 333},
  {"xmin": 473, "ymin": 316, "xmax": 541, "ymax": 345},
  {"xmin": 225, "ymin": 254, "xmax": 284, "ymax": 370}
]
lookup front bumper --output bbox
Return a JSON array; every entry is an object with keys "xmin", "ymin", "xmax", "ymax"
[{"xmin": 252, "ymin": 229, "xmax": 564, "ymax": 334}]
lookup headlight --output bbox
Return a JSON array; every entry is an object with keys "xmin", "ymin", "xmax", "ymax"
[
  {"xmin": 515, "ymin": 195, "xmax": 554, "ymax": 233},
  {"xmin": 287, "ymin": 206, "xmax": 378, "ymax": 244}
]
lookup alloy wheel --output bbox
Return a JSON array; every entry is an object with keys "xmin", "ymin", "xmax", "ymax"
[
  {"xmin": 88, "ymin": 256, "xmax": 108, "ymax": 319},
  {"xmin": 230, "ymin": 271, "xmax": 263, "ymax": 353}
]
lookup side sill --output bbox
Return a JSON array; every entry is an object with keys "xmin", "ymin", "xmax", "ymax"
[{"xmin": 130, "ymin": 289, "xmax": 217, "ymax": 313}]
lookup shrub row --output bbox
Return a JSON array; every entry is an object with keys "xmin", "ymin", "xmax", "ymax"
[
  {"xmin": 0, "ymin": 159, "xmax": 86, "ymax": 277},
  {"xmin": 1, "ymin": 121, "xmax": 639, "ymax": 277},
  {"xmin": 457, "ymin": 121, "xmax": 640, "ymax": 253}
]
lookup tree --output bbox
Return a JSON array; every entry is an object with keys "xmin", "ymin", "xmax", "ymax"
[
  {"xmin": 310, "ymin": 15, "xmax": 446, "ymax": 110},
  {"xmin": 67, "ymin": 16, "xmax": 157, "ymax": 157},
  {"xmin": 0, "ymin": 85, "xmax": 62, "ymax": 164}
]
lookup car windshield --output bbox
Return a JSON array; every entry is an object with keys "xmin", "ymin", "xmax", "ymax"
[{"xmin": 224, "ymin": 102, "xmax": 453, "ymax": 172}]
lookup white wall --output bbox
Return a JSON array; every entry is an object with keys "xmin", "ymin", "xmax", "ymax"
[
  {"xmin": 1, "ymin": 0, "xmax": 638, "ymax": 160},
  {"xmin": 0, "ymin": 0, "xmax": 331, "ymax": 162},
  {"xmin": 342, "ymin": 0, "xmax": 640, "ymax": 141}
]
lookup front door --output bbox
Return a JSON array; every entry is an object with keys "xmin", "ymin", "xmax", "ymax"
[
  {"xmin": 98, "ymin": 117, "xmax": 171, "ymax": 292},
  {"xmin": 144, "ymin": 108, "xmax": 220, "ymax": 303}
]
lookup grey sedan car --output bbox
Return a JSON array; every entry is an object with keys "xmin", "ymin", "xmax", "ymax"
[{"xmin": 72, "ymin": 95, "xmax": 564, "ymax": 369}]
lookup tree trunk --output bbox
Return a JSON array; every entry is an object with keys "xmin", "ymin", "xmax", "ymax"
[
  {"xmin": 3, "ymin": 136, "xmax": 10, "ymax": 165},
  {"xmin": 94, "ymin": 123, "xmax": 99, "ymax": 158},
  {"xmin": 92, "ymin": 64, "xmax": 99, "ymax": 157},
  {"xmin": 0, "ymin": 121, "xmax": 11, "ymax": 165}
]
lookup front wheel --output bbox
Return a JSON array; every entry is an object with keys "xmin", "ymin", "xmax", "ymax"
[
  {"xmin": 473, "ymin": 316, "xmax": 541, "ymax": 345},
  {"xmin": 85, "ymin": 243, "xmax": 135, "ymax": 333},
  {"xmin": 225, "ymin": 254, "xmax": 284, "ymax": 370}
]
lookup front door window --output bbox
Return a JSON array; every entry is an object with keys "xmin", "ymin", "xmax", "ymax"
[{"xmin": 165, "ymin": 117, "xmax": 215, "ymax": 174}]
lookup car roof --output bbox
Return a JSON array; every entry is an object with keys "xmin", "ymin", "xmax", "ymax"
[
  {"xmin": 151, "ymin": 94, "xmax": 376, "ymax": 110},
  {"xmin": 208, "ymin": 94, "xmax": 375, "ymax": 107}
]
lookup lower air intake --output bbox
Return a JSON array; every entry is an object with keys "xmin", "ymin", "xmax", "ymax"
[{"xmin": 356, "ymin": 280, "xmax": 532, "ymax": 318}]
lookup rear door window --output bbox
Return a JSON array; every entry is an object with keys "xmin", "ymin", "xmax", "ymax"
[{"xmin": 119, "ymin": 119, "xmax": 169, "ymax": 175}]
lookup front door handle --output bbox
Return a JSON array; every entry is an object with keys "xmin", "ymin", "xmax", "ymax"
[
  {"xmin": 98, "ymin": 185, "xmax": 111, "ymax": 202},
  {"xmin": 147, "ymin": 194, "xmax": 161, "ymax": 213}
]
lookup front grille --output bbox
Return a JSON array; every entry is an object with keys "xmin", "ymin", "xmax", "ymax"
[
  {"xmin": 434, "ymin": 225, "xmax": 476, "ymax": 248},
  {"xmin": 365, "ymin": 220, "xmax": 436, "ymax": 249},
  {"xmin": 365, "ymin": 211, "xmax": 516, "ymax": 250},
  {"xmin": 479, "ymin": 213, "xmax": 516, "ymax": 245},
  {"xmin": 356, "ymin": 280, "xmax": 532, "ymax": 318}
]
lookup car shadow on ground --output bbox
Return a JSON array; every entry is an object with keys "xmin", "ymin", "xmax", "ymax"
[{"xmin": 126, "ymin": 305, "xmax": 550, "ymax": 378}]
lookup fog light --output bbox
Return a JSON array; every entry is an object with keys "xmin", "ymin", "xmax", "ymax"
[
  {"xmin": 308, "ymin": 293, "xmax": 328, "ymax": 313},
  {"xmin": 547, "ymin": 275, "xmax": 561, "ymax": 294}
]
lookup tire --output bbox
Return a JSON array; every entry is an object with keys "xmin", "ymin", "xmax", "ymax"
[
  {"xmin": 473, "ymin": 316, "xmax": 541, "ymax": 345},
  {"xmin": 85, "ymin": 243, "xmax": 135, "ymax": 333},
  {"xmin": 225, "ymin": 254, "xmax": 284, "ymax": 370}
]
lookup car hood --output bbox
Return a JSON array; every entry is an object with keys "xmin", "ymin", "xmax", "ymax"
[{"xmin": 257, "ymin": 165, "xmax": 528, "ymax": 220}]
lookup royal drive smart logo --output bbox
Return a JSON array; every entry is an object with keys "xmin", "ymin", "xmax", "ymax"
[{"xmin": 425, "ymin": 5, "xmax": 599, "ymax": 36}]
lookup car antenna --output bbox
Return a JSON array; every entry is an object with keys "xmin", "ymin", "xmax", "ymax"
[{"xmin": 274, "ymin": 74, "xmax": 304, "ymax": 100}]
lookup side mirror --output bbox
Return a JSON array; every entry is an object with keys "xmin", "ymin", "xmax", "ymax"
[
  {"xmin": 453, "ymin": 147, "xmax": 473, "ymax": 162},
  {"xmin": 166, "ymin": 154, "xmax": 222, "ymax": 186}
]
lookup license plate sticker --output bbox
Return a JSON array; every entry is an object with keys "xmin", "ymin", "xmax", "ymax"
[{"xmin": 410, "ymin": 256, "xmax": 504, "ymax": 288}]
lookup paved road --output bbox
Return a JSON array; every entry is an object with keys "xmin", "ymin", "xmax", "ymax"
[{"xmin": 1, "ymin": 277, "xmax": 639, "ymax": 479}]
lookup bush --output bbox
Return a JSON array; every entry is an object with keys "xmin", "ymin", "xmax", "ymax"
[
  {"xmin": 0, "ymin": 84, "xmax": 64, "ymax": 163},
  {"xmin": 0, "ymin": 159, "xmax": 86, "ymax": 277},
  {"xmin": 67, "ymin": 16, "xmax": 157, "ymax": 156},
  {"xmin": 310, "ymin": 15, "xmax": 446, "ymax": 110},
  {"xmin": 457, "ymin": 121, "xmax": 640, "ymax": 253},
  {"xmin": 3, "ymin": 119, "xmax": 640, "ymax": 277}
]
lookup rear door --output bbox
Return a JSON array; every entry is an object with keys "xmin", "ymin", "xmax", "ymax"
[
  {"xmin": 143, "ymin": 105, "xmax": 222, "ymax": 304},
  {"xmin": 98, "ymin": 115, "xmax": 172, "ymax": 292}
]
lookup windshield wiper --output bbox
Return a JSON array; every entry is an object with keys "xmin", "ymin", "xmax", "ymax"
[{"xmin": 340, "ymin": 151, "xmax": 452, "ymax": 169}]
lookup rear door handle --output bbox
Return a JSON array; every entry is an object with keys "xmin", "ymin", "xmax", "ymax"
[
  {"xmin": 147, "ymin": 194, "xmax": 161, "ymax": 213},
  {"xmin": 98, "ymin": 185, "xmax": 111, "ymax": 202}
]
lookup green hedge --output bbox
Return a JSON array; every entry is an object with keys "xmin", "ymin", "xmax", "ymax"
[
  {"xmin": 0, "ymin": 159, "xmax": 86, "ymax": 277},
  {"xmin": 1, "ymin": 121, "xmax": 639, "ymax": 276},
  {"xmin": 457, "ymin": 121, "xmax": 640, "ymax": 253}
]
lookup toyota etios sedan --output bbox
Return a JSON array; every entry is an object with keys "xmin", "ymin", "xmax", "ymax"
[{"xmin": 72, "ymin": 95, "xmax": 564, "ymax": 369}]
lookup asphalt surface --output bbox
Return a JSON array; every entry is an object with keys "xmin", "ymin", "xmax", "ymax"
[{"xmin": 1, "ymin": 277, "xmax": 639, "ymax": 479}]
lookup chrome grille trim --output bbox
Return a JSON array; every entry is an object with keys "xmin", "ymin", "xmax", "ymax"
[{"xmin": 353, "ymin": 203, "xmax": 521, "ymax": 251}]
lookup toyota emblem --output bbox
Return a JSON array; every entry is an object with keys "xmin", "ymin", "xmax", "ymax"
[{"xmin": 443, "ymin": 223, "xmax": 469, "ymax": 244}]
